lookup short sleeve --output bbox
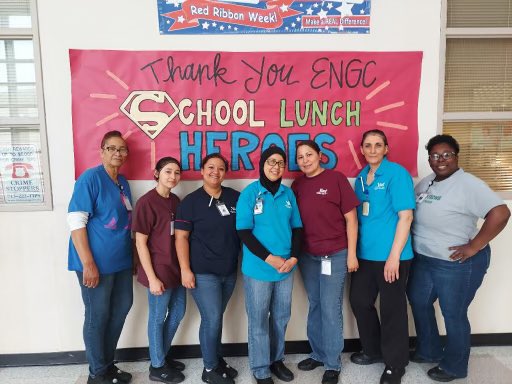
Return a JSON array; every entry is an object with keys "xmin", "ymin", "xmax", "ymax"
[
  {"xmin": 132, "ymin": 196, "xmax": 153, "ymax": 236},
  {"xmin": 288, "ymin": 189, "xmax": 303, "ymax": 229},
  {"xmin": 390, "ymin": 166, "xmax": 416, "ymax": 212},
  {"xmin": 236, "ymin": 187, "xmax": 255, "ymax": 230},
  {"xmin": 175, "ymin": 195, "xmax": 194, "ymax": 232},
  {"xmin": 464, "ymin": 175, "xmax": 504, "ymax": 219},
  {"xmin": 68, "ymin": 171, "xmax": 97, "ymax": 215},
  {"xmin": 337, "ymin": 173, "xmax": 360, "ymax": 214}
]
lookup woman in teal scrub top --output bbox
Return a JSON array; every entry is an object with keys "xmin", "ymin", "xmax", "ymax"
[{"xmin": 349, "ymin": 129, "xmax": 415, "ymax": 384}]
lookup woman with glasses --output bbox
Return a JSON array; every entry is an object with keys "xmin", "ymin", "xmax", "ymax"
[
  {"xmin": 291, "ymin": 140, "xmax": 359, "ymax": 384},
  {"xmin": 175, "ymin": 153, "xmax": 240, "ymax": 384},
  {"xmin": 350, "ymin": 129, "xmax": 415, "ymax": 384},
  {"xmin": 407, "ymin": 134, "xmax": 510, "ymax": 382},
  {"xmin": 236, "ymin": 146, "xmax": 303, "ymax": 384},
  {"xmin": 67, "ymin": 130, "xmax": 134, "ymax": 384},
  {"xmin": 132, "ymin": 157, "xmax": 186, "ymax": 383}
]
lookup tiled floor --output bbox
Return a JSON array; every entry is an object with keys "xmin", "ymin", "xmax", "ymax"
[{"xmin": 0, "ymin": 347, "xmax": 511, "ymax": 383}]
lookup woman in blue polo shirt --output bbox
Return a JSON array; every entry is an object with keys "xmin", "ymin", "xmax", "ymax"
[
  {"xmin": 175, "ymin": 153, "xmax": 240, "ymax": 384},
  {"xmin": 236, "ymin": 146, "xmax": 303, "ymax": 384},
  {"xmin": 349, "ymin": 130, "xmax": 415, "ymax": 384},
  {"xmin": 67, "ymin": 130, "xmax": 134, "ymax": 384}
]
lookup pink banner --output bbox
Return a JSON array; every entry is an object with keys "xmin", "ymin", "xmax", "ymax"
[{"xmin": 70, "ymin": 50, "xmax": 422, "ymax": 180}]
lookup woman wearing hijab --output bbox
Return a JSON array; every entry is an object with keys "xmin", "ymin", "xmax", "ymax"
[{"xmin": 236, "ymin": 146, "xmax": 303, "ymax": 384}]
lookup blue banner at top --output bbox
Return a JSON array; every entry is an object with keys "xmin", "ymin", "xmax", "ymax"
[{"xmin": 158, "ymin": 0, "xmax": 371, "ymax": 34}]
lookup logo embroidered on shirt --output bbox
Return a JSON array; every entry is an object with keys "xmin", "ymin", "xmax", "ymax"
[
  {"xmin": 316, "ymin": 188, "xmax": 328, "ymax": 195},
  {"xmin": 374, "ymin": 182, "xmax": 386, "ymax": 190},
  {"xmin": 230, "ymin": 206, "xmax": 236, "ymax": 213},
  {"xmin": 285, "ymin": 200, "xmax": 292, "ymax": 209}
]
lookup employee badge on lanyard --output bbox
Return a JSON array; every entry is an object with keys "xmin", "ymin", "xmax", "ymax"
[
  {"xmin": 254, "ymin": 197, "xmax": 263, "ymax": 215},
  {"xmin": 216, "ymin": 201, "xmax": 230, "ymax": 216},
  {"xmin": 359, "ymin": 177, "xmax": 369, "ymax": 216}
]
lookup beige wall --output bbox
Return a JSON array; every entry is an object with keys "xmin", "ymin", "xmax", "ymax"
[{"xmin": 1, "ymin": 0, "xmax": 510, "ymax": 354}]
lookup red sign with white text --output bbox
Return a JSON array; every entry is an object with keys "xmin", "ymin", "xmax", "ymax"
[{"xmin": 70, "ymin": 49, "xmax": 422, "ymax": 180}]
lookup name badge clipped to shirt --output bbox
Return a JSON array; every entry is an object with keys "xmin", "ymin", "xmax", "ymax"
[
  {"xmin": 170, "ymin": 213, "xmax": 175, "ymax": 235},
  {"xmin": 216, "ymin": 201, "xmax": 230, "ymax": 216},
  {"xmin": 254, "ymin": 197, "xmax": 263, "ymax": 215},
  {"xmin": 122, "ymin": 194, "xmax": 133, "ymax": 211},
  {"xmin": 416, "ymin": 193, "xmax": 428, "ymax": 204},
  {"xmin": 362, "ymin": 201, "xmax": 370, "ymax": 216},
  {"xmin": 321, "ymin": 257, "xmax": 331, "ymax": 276}
]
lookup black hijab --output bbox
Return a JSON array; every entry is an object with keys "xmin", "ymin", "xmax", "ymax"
[{"xmin": 259, "ymin": 146, "xmax": 287, "ymax": 196}]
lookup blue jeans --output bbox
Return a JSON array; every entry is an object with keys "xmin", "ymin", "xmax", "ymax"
[
  {"xmin": 407, "ymin": 246, "xmax": 490, "ymax": 378},
  {"xmin": 243, "ymin": 273, "xmax": 294, "ymax": 380},
  {"xmin": 191, "ymin": 273, "xmax": 237, "ymax": 370},
  {"xmin": 299, "ymin": 250, "xmax": 347, "ymax": 371},
  {"xmin": 76, "ymin": 269, "xmax": 133, "ymax": 376},
  {"xmin": 147, "ymin": 285, "xmax": 186, "ymax": 368}
]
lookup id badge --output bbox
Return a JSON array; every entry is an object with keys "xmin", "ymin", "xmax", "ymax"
[
  {"xmin": 170, "ymin": 220, "xmax": 175, "ymax": 235},
  {"xmin": 122, "ymin": 194, "xmax": 133, "ymax": 211},
  {"xmin": 254, "ymin": 198, "xmax": 263, "ymax": 215},
  {"xmin": 416, "ymin": 193, "xmax": 428, "ymax": 203},
  {"xmin": 321, "ymin": 258, "xmax": 331, "ymax": 276},
  {"xmin": 216, "ymin": 202, "xmax": 230, "ymax": 216},
  {"xmin": 362, "ymin": 201, "xmax": 370, "ymax": 216}
]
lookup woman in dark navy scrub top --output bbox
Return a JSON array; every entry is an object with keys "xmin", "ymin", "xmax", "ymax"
[
  {"xmin": 175, "ymin": 153, "xmax": 240, "ymax": 384},
  {"xmin": 349, "ymin": 129, "xmax": 415, "ymax": 384}
]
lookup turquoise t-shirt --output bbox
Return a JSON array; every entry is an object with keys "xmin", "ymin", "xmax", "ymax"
[
  {"xmin": 354, "ymin": 158, "xmax": 415, "ymax": 261},
  {"xmin": 236, "ymin": 180, "xmax": 303, "ymax": 282},
  {"xmin": 68, "ymin": 165, "xmax": 133, "ymax": 274}
]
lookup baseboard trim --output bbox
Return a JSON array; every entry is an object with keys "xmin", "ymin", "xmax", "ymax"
[{"xmin": 1, "ymin": 333, "xmax": 511, "ymax": 368}]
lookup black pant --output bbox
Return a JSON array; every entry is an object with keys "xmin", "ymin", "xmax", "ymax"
[{"xmin": 349, "ymin": 259, "xmax": 411, "ymax": 369}]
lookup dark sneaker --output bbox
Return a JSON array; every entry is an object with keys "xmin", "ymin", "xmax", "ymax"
[
  {"xmin": 107, "ymin": 364, "xmax": 132, "ymax": 383},
  {"xmin": 87, "ymin": 375, "xmax": 119, "ymax": 384},
  {"xmin": 202, "ymin": 367, "xmax": 235, "ymax": 384},
  {"xmin": 350, "ymin": 352, "xmax": 383, "ymax": 365},
  {"xmin": 254, "ymin": 375, "xmax": 275, "ymax": 384},
  {"xmin": 298, "ymin": 358, "xmax": 324, "ymax": 371},
  {"xmin": 427, "ymin": 366, "xmax": 458, "ymax": 382},
  {"xmin": 165, "ymin": 357, "xmax": 186, "ymax": 371},
  {"xmin": 322, "ymin": 370, "xmax": 340, "ymax": 384},
  {"xmin": 149, "ymin": 364, "xmax": 185, "ymax": 383},
  {"xmin": 379, "ymin": 366, "xmax": 405, "ymax": 384},
  {"xmin": 269, "ymin": 360, "xmax": 294, "ymax": 382},
  {"xmin": 218, "ymin": 357, "xmax": 238, "ymax": 379}
]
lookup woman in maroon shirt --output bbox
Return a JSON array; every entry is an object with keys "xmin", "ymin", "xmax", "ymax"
[
  {"xmin": 291, "ymin": 140, "xmax": 359, "ymax": 384},
  {"xmin": 133, "ymin": 157, "xmax": 186, "ymax": 384}
]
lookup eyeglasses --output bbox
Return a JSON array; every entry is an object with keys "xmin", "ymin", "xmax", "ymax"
[
  {"xmin": 103, "ymin": 146, "xmax": 129, "ymax": 155},
  {"xmin": 266, "ymin": 158, "xmax": 286, "ymax": 168},
  {"xmin": 428, "ymin": 152, "xmax": 456, "ymax": 161}
]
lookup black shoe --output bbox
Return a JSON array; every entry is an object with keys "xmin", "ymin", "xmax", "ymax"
[
  {"xmin": 322, "ymin": 370, "xmax": 340, "ymax": 384},
  {"xmin": 409, "ymin": 351, "xmax": 442, "ymax": 364},
  {"xmin": 149, "ymin": 364, "xmax": 185, "ymax": 383},
  {"xmin": 107, "ymin": 364, "xmax": 133, "ymax": 383},
  {"xmin": 165, "ymin": 357, "xmax": 186, "ymax": 371},
  {"xmin": 254, "ymin": 375, "xmax": 274, "ymax": 384},
  {"xmin": 379, "ymin": 366, "xmax": 405, "ymax": 384},
  {"xmin": 350, "ymin": 352, "xmax": 383, "ymax": 365},
  {"xmin": 87, "ymin": 375, "xmax": 118, "ymax": 384},
  {"xmin": 218, "ymin": 357, "xmax": 238, "ymax": 378},
  {"xmin": 202, "ymin": 367, "xmax": 235, "ymax": 384},
  {"xmin": 427, "ymin": 366, "xmax": 458, "ymax": 382},
  {"xmin": 298, "ymin": 358, "xmax": 324, "ymax": 371},
  {"xmin": 270, "ymin": 360, "xmax": 294, "ymax": 382}
]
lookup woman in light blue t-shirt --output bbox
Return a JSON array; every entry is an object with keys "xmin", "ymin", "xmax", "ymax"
[{"xmin": 350, "ymin": 129, "xmax": 415, "ymax": 384}]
